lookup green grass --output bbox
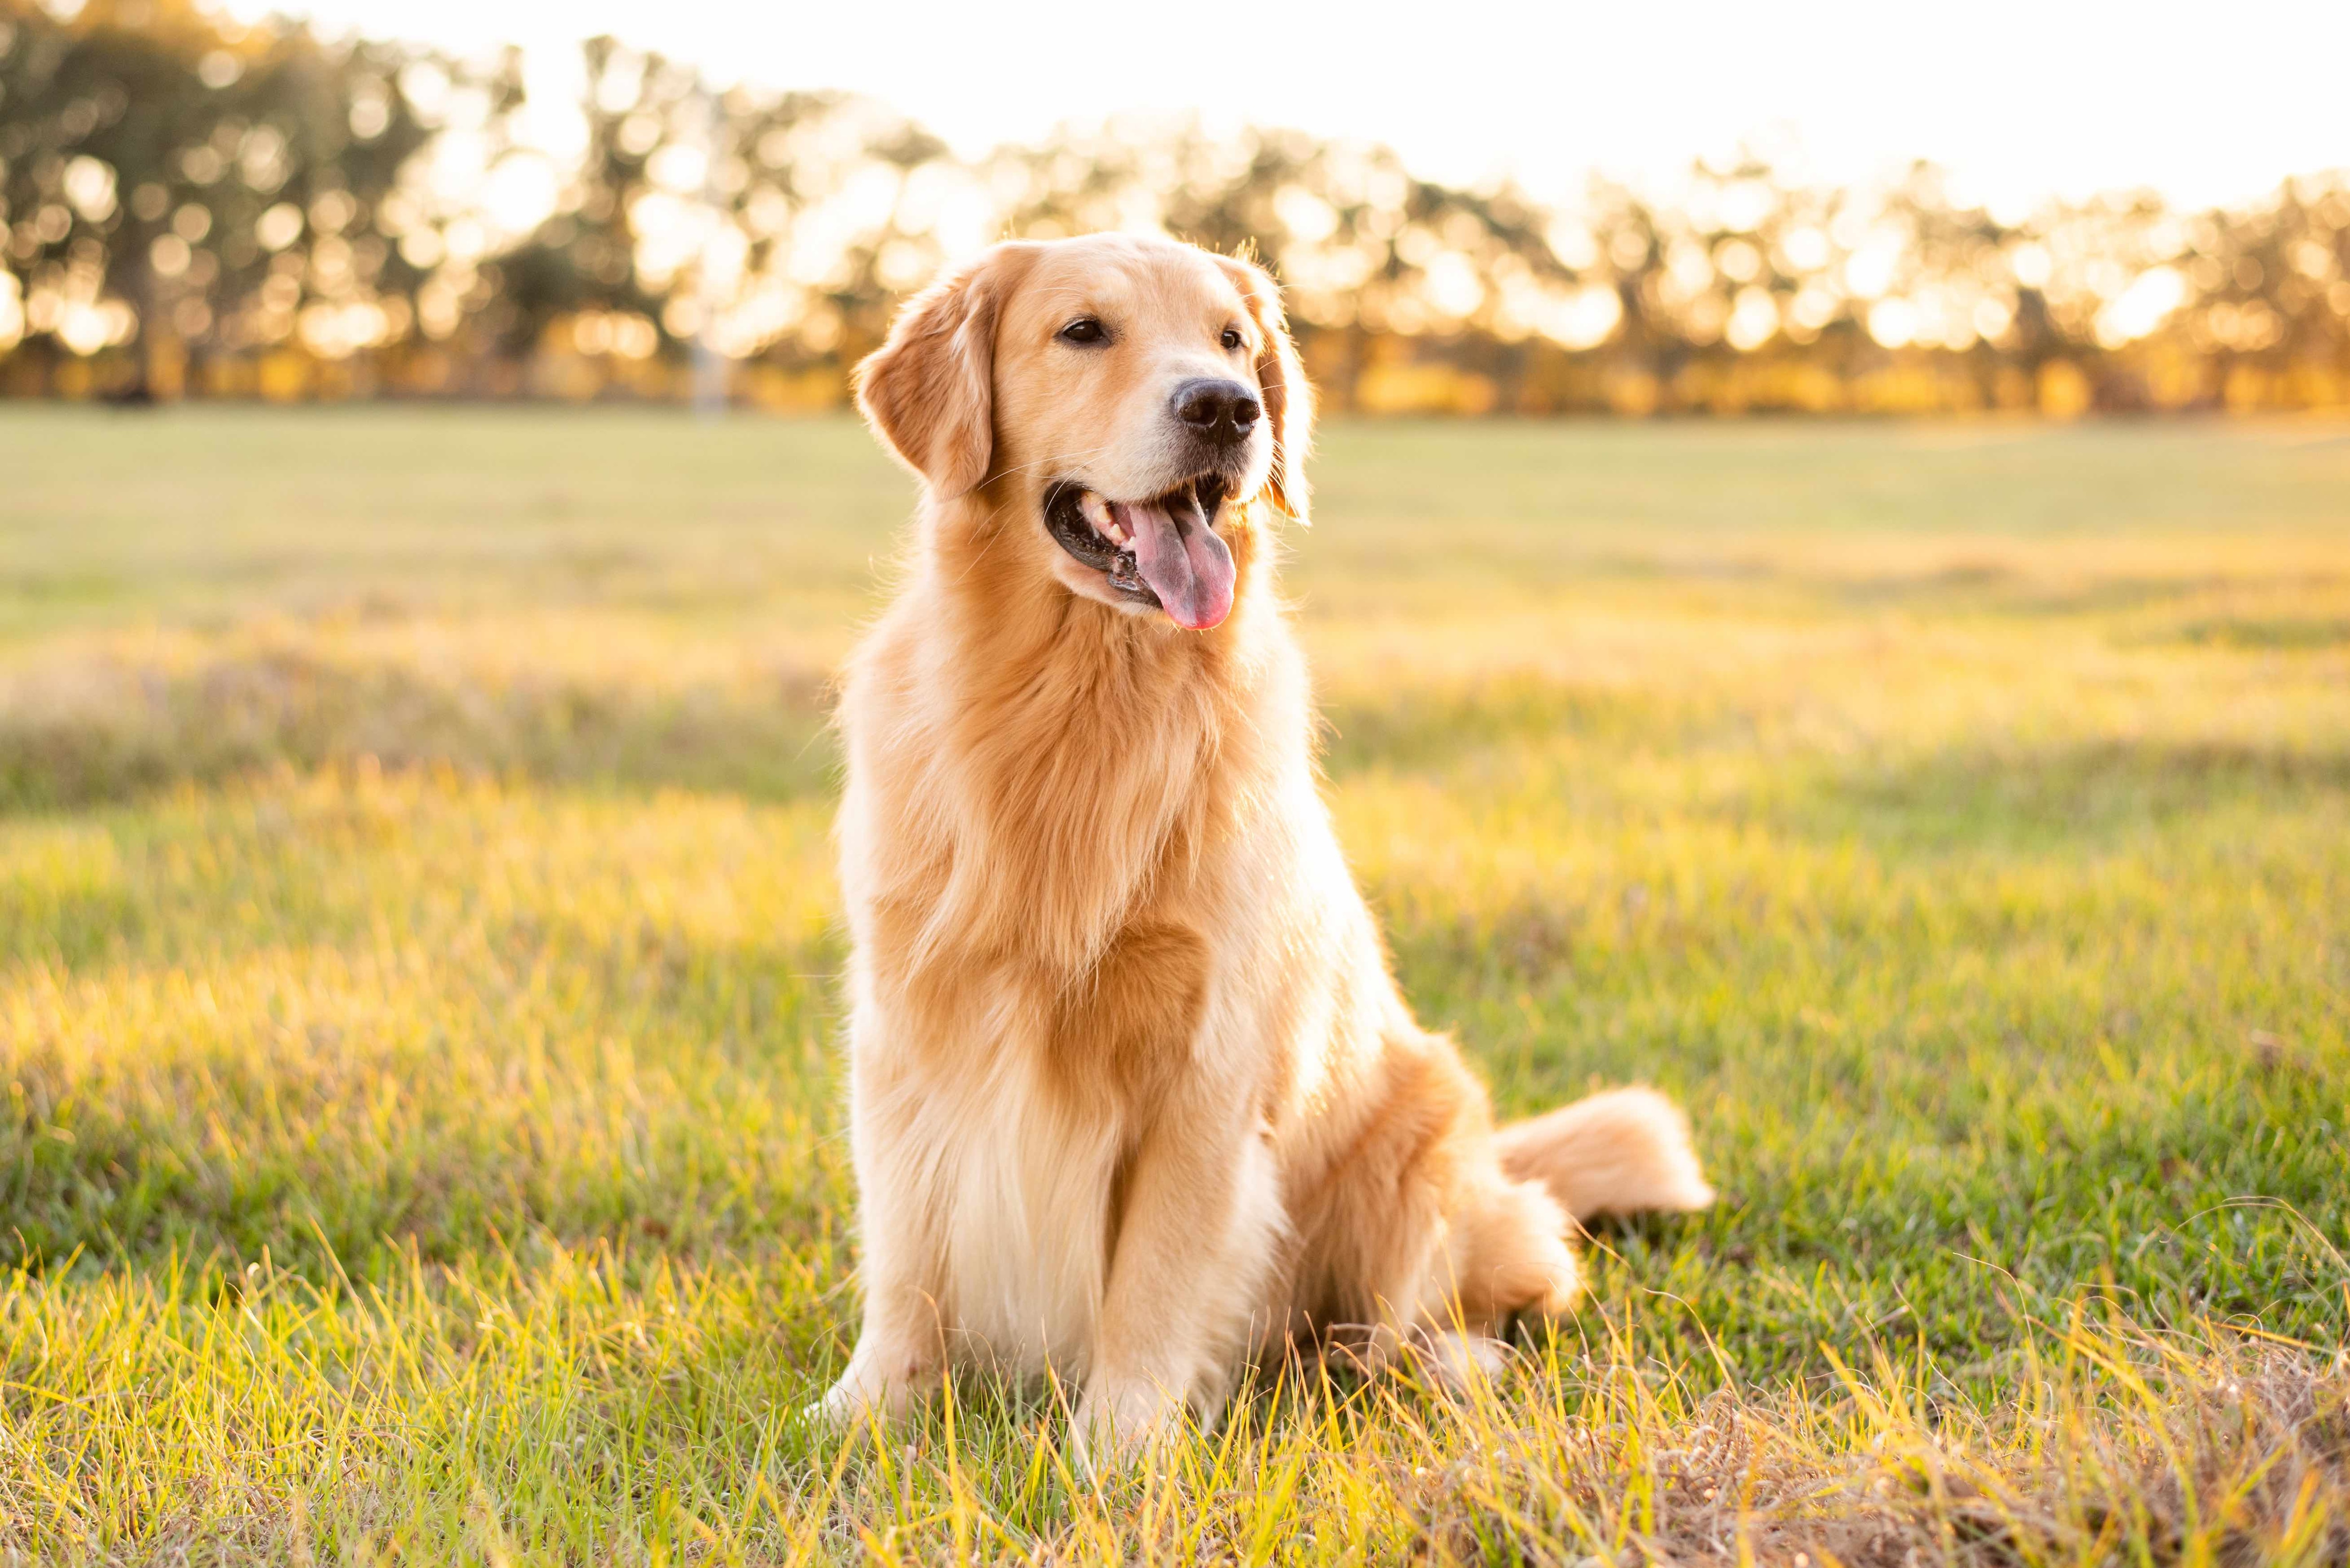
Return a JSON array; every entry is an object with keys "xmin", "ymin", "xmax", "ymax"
[{"xmin": 2, "ymin": 407, "xmax": 2347, "ymax": 1562}]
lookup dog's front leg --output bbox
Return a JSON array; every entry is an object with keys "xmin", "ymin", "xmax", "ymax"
[
  {"xmin": 818, "ymin": 1198, "xmax": 943, "ymax": 1428},
  {"xmin": 1076, "ymin": 1087, "xmax": 1283, "ymax": 1465},
  {"xmin": 816, "ymin": 1038, "xmax": 945, "ymax": 1428}
]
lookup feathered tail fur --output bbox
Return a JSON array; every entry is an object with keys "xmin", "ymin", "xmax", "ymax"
[{"xmin": 1493, "ymin": 1086, "xmax": 1716, "ymax": 1223}]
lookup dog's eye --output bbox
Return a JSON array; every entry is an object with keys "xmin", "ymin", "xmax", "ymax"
[
  {"xmin": 1221, "ymin": 327, "xmax": 1245, "ymax": 351},
  {"xmin": 1058, "ymin": 318, "xmax": 1107, "ymax": 345}
]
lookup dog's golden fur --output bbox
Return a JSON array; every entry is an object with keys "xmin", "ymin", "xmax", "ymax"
[{"xmin": 823, "ymin": 233, "xmax": 1712, "ymax": 1457}]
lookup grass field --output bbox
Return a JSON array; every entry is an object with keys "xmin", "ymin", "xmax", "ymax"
[{"xmin": 3, "ymin": 407, "xmax": 2348, "ymax": 1563}]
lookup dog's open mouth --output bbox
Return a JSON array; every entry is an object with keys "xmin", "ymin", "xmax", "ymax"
[{"xmin": 1044, "ymin": 475, "xmax": 1235, "ymax": 630}]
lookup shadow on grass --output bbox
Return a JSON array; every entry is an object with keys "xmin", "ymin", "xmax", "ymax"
[
  {"xmin": 0, "ymin": 915, "xmax": 852, "ymax": 1289},
  {"xmin": 1800, "ymin": 735, "xmax": 2350, "ymax": 854},
  {"xmin": 1320, "ymin": 676, "xmax": 1686, "ymax": 777},
  {"xmin": 0, "ymin": 647, "xmax": 840, "ymax": 811},
  {"xmin": 2166, "ymin": 612, "xmax": 2350, "ymax": 650}
]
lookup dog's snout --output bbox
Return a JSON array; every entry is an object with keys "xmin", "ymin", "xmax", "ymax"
[{"xmin": 1172, "ymin": 378, "xmax": 1261, "ymax": 445}]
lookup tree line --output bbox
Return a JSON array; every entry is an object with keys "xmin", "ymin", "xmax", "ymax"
[{"xmin": 5, "ymin": 0, "xmax": 2347, "ymax": 414}]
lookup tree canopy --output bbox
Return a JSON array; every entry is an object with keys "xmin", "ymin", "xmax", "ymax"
[{"xmin": 4, "ymin": 0, "xmax": 2346, "ymax": 413}]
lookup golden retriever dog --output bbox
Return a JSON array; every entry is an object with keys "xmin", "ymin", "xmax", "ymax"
[{"xmin": 821, "ymin": 232, "xmax": 1713, "ymax": 1459}]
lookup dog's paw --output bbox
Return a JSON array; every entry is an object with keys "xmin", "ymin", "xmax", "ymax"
[
  {"xmin": 1315, "ymin": 1322, "xmax": 1400, "ymax": 1381},
  {"xmin": 802, "ymin": 1381, "xmax": 869, "ymax": 1435},
  {"xmin": 808, "ymin": 1355, "xmax": 917, "ymax": 1433},
  {"xmin": 1070, "ymin": 1377, "xmax": 1184, "ymax": 1473},
  {"xmin": 1405, "ymin": 1328, "xmax": 1514, "ymax": 1394}
]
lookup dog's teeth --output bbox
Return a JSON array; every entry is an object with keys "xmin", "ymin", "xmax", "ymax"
[{"xmin": 1078, "ymin": 491, "xmax": 1129, "ymax": 545}]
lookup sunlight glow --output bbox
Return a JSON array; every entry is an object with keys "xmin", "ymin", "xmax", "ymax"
[
  {"xmin": 208, "ymin": 0, "xmax": 2350, "ymax": 216},
  {"xmin": 2096, "ymin": 265, "xmax": 2188, "ymax": 348},
  {"xmin": 1724, "ymin": 287, "xmax": 1779, "ymax": 351},
  {"xmin": 1866, "ymin": 298, "xmax": 1917, "ymax": 349},
  {"xmin": 1542, "ymin": 284, "xmax": 1623, "ymax": 349}
]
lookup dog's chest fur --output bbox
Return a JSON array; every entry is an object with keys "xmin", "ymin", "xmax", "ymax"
[{"xmin": 838, "ymin": 591, "xmax": 1277, "ymax": 1367}]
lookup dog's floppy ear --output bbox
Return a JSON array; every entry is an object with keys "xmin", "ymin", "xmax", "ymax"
[
  {"xmin": 1216, "ymin": 253, "xmax": 1314, "ymax": 523},
  {"xmin": 854, "ymin": 243, "xmax": 1035, "ymax": 499}
]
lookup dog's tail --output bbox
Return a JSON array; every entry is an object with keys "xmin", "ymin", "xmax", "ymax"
[{"xmin": 1492, "ymin": 1086, "xmax": 1715, "ymax": 1224}]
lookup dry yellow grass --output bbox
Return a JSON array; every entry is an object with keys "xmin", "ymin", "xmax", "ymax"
[{"xmin": 1, "ymin": 408, "xmax": 2346, "ymax": 1562}]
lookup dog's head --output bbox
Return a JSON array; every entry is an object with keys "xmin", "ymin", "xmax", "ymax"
[{"xmin": 854, "ymin": 233, "xmax": 1311, "ymax": 632}]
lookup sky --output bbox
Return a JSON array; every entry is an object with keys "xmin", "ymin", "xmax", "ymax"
[{"xmin": 218, "ymin": 0, "xmax": 2350, "ymax": 217}]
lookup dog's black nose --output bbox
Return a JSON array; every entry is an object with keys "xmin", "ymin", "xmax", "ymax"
[{"xmin": 1173, "ymin": 378, "xmax": 1261, "ymax": 445}]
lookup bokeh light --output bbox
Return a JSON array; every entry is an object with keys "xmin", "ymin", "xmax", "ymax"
[{"xmin": 2, "ymin": 0, "xmax": 2347, "ymax": 413}]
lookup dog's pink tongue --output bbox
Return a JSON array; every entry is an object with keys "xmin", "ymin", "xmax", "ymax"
[{"xmin": 1114, "ymin": 496, "xmax": 1234, "ymax": 630}]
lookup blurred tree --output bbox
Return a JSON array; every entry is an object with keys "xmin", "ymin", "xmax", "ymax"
[
  {"xmin": 986, "ymin": 121, "xmax": 1599, "ymax": 409},
  {"xmin": 2, "ymin": 7, "xmax": 2345, "ymax": 413},
  {"xmin": 0, "ymin": 0, "xmax": 448, "ymax": 394},
  {"xmin": 485, "ymin": 35, "xmax": 681, "ymax": 361}
]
